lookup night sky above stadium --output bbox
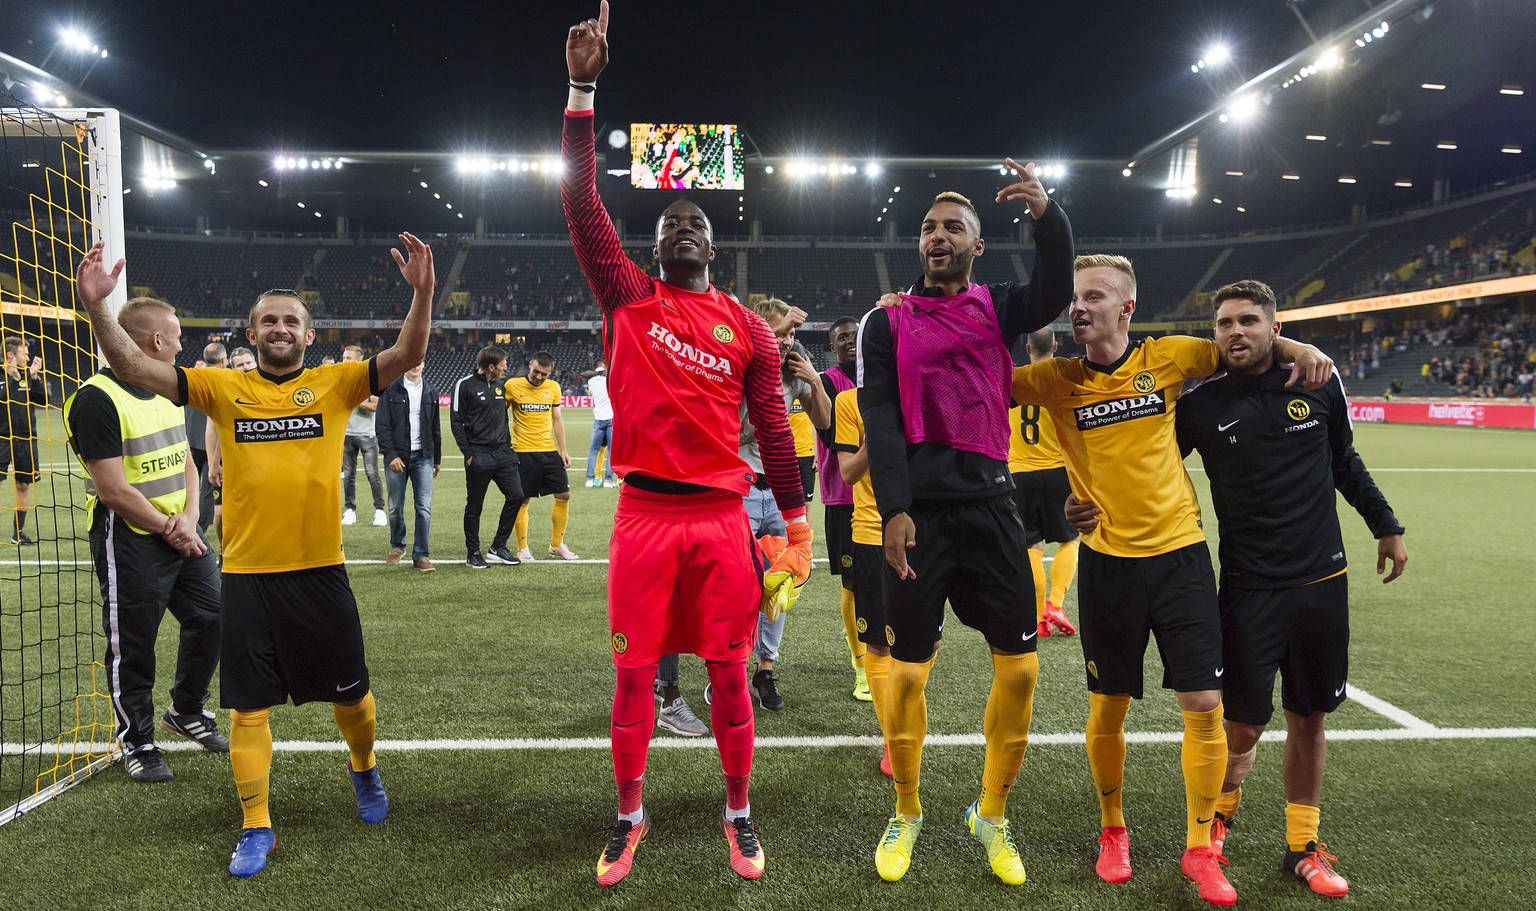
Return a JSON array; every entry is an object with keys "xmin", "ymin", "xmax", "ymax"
[{"xmin": 4, "ymin": 0, "xmax": 1535, "ymax": 236}]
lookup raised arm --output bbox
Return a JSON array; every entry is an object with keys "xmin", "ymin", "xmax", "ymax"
[
  {"xmin": 74, "ymin": 242, "xmax": 180, "ymax": 401},
  {"xmin": 995, "ymin": 160, "xmax": 1076, "ymax": 344},
  {"xmin": 562, "ymin": 2, "xmax": 653, "ymax": 312},
  {"xmin": 374, "ymin": 233, "xmax": 434, "ymax": 389}
]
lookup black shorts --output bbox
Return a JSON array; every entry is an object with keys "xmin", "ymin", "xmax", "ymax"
[
  {"xmin": 824, "ymin": 503, "xmax": 854, "ymax": 584},
  {"xmin": 0, "ymin": 438, "xmax": 38, "ymax": 485},
  {"xmin": 1220, "ymin": 574, "xmax": 1350, "ymax": 725},
  {"xmin": 518, "ymin": 450, "xmax": 570, "ymax": 498},
  {"xmin": 850, "ymin": 542, "xmax": 889, "ymax": 647},
  {"xmin": 1077, "ymin": 541, "xmax": 1223, "ymax": 698},
  {"xmin": 882, "ymin": 495, "xmax": 1036, "ymax": 662},
  {"xmin": 219, "ymin": 564, "xmax": 370, "ymax": 709},
  {"xmin": 798, "ymin": 455, "xmax": 816, "ymax": 502},
  {"xmin": 1010, "ymin": 468, "xmax": 1076, "ymax": 545}
]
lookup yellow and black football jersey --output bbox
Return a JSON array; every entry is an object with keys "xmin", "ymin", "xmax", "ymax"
[
  {"xmin": 832, "ymin": 389, "xmax": 881, "ymax": 546},
  {"xmin": 1012, "ymin": 336, "xmax": 1218, "ymax": 558},
  {"xmin": 1007, "ymin": 402, "xmax": 1065, "ymax": 473},
  {"xmin": 787, "ymin": 403, "xmax": 816, "ymax": 458},
  {"xmin": 182, "ymin": 360, "xmax": 373, "ymax": 573},
  {"xmin": 503, "ymin": 376, "xmax": 561, "ymax": 453}
]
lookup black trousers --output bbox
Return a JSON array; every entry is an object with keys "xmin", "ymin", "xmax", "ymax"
[
  {"xmin": 463, "ymin": 446, "xmax": 525, "ymax": 552},
  {"xmin": 91, "ymin": 512, "xmax": 222, "ymax": 753}
]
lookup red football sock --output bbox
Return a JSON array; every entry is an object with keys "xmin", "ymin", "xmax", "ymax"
[
  {"xmin": 706, "ymin": 659, "xmax": 753, "ymax": 809},
  {"xmin": 612, "ymin": 664, "xmax": 658, "ymax": 814}
]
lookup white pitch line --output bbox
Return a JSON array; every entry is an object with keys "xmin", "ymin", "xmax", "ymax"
[
  {"xmin": 1184, "ymin": 467, "xmax": 1536, "ymax": 473},
  {"xmin": 1345, "ymin": 684, "xmax": 1436, "ymax": 730},
  {"xmin": 6, "ymin": 726, "xmax": 1533, "ymax": 756}
]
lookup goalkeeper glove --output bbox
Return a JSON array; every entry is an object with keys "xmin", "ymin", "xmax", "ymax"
[{"xmin": 759, "ymin": 521, "xmax": 813, "ymax": 622}]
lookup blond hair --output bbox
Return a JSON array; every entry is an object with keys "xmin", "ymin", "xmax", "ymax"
[
  {"xmin": 117, "ymin": 296, "xmax": 176, "ymax": 342},
  {"xmin": 753, "ymin": 297, "xmax": 791, "ymax": 321},
  {"xmin": 1074, "ymin": 254, "xmax": 1136, "ymax": 296},
  {"xmin": 931, "ymin": 191, "xmax": 980, "ymax": 233}
]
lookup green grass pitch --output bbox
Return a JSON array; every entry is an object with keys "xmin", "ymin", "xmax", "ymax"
[{"xmin": 2, "ymin": 414, "xmax": 1533, "ymax": 910}]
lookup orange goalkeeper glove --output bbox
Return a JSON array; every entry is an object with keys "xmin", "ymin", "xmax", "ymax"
[{"xmin": 759, "ymin": 521, "xmax": 813, "ymax": 622}]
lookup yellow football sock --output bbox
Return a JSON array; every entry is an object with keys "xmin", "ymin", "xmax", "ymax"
[
  {"xmin": 230, "ymin": 707, "xmax": 273, "ymax": 830},
  {"xmin": 1216, "ymin": 785, "xmax": 1243, "ymax": 820},
  {"xmin": 1049, "ymin": 539, "xmax": 1079, "ymax": 605},
  {"xmin": 551, "ymin": 497, "xmax": 570, "ymax": 547},
  {"xmin": 839, "ymin": 588, "xmax": 865, "ymax": 669},
  {"xmin": 595, "ymin": 447, "xmax": 606, "ymax": 477},
  {"xmin": 1087, "ymin": 692, "xmax": 1131, "ymax": 828},
  {"xmin": 887, "ymin": 654, "xmax": 935, "ymax": 819},
  {"xmin": 333, "ymin": 691, "xmax": 378, "ymax": 773},
  {"xmin": 865, "ymin": 651, "xmax": 891, "ymax": 729},
  {"xmin": 979, "ymin": 651, "xmax": 1039, "ymax": 819},
  {"xmin": 514, "ymin": 503, "xmax": 530, "ymax": 551},
  {"xmin": 1028, "ymin": 548, "xmax": 1047, "ymax": 623},
  {"xmin": 1181, "ymin": 704, "xmax": 1227, "ymax": 848},
  {"xmin": 1285, "ymin": 802, "xmax": 1321, "ymax": 852}
]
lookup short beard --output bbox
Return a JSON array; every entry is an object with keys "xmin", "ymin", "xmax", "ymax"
[
  {"xmin": 257, "ymin": 341, "xmax": 303, "ymax": 371},
  {"xmin": 920, "ymin": 250, "xmax": 972, "ymax": 286}
]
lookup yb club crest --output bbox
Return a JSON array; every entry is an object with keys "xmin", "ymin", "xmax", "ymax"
[
  {"xmin": 1287, "ymin": 399, "xmax": 1311, "ymax": 421},
  {"xmin": 1132, "ymin": 371, "xmax": 1156, "ymax": 394}
]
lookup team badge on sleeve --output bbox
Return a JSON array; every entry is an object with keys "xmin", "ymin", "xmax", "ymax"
[{"xmin": 611, "ymin": 632, "xmax": 629, "ymax": 654}]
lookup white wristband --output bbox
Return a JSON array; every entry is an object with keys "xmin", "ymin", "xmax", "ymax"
[{"xmin": 567, "ymin": 84, "xmax": 595, "ymax": 112}]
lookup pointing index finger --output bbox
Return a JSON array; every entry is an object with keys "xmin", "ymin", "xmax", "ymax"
[{"xmin": 598, "ymin": 0, "xmax": 609, "ymax": 35}]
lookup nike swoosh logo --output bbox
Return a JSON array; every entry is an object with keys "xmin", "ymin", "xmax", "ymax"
[
  {"xmin": 614, "ymin": 719, "xmax": 644, "ymax": 728},
  {"xmin": 1101, "ymin": 788, "xmax": 1119, "ymax": 797},
  {"xmin": 1218, "ymin": 420, "xmax": 1240, "ymax": 431},
  {"xmin": 729, "ymin": 718, "xmax": 750, "ymax": 728},
  {"xmin": 1214, "ymin": 668, "xmax": 1225, "ymax": 677},
  {"xmin": 241, "ymin": 793, "xmax": 260, "ymax": 803},
  {"xmin": 1197, "ymin": 815, "xmax": 1214, "ymax": 825},
  {"xmin": 336, "ymin": 680, "xmax": 361, "ymax": 692},
  {"xmin": 893, "ymin": 778, "xmax": 912, "ymax": 786},
  {"xmin": 728, "ymin": 638, "xmax": 747, "ymax": 649},
  {"xmin": 235, "ymin": 397, "xmax": 259, "ymax": 406},
  {"xmin": 662, "ymin": 300, "xmax": 679, "ymax": 312},
  {"xmin": 1069, "ymin": 390, "xmax": 1092, "ymax": 396},
  {"xmin": 1021, "ymin": 630, "xmax": 1038, "ymax": 642},
  {"xmin": 1335, "ymin": 684, "xmax": 1346, "ymax": 697}
]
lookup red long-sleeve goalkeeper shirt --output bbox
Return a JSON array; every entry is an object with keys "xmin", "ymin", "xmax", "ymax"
[{"xmin": 560, "ymin": 109, "xmax": 805, "ymax": 518}]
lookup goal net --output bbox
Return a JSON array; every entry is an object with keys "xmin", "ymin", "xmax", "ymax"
[{"xmin": 0, "ymin": 96, "xmax": 125, "ymax": 826}]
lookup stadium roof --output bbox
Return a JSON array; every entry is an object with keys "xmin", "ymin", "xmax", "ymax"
[{"xmin": 3, "ymin": 0, "xmax": 1534, "ymax": 240}]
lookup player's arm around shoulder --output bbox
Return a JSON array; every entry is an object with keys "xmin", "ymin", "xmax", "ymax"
[{"xmin": 1011, "ymin": 358, "xmax": 1059, "ymax": 405}]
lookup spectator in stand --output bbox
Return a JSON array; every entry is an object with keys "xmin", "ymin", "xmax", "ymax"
[{"xmin": 584, "ymin": 359, "xmax": 616, "ymax": 488}]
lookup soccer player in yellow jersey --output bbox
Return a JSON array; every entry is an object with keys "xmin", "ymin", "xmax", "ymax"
[
  {"xmin": 1012, "ymin": 254, "xmax": 1332, "ymax": 907},
  {"xmin": 505, "ymin": 351, "xmax": 578, "ymax": 561},
  {"xmin": 1007, "ymin": 327, "xmax": 1079, "ymax": 639},
  {"xmin": 787, "ymin": 388, "xmax": 816, "ymax": 501},
  {"xmin": 830, "ymin": 387, "xmax": 893, "ymax": 779},
  {"xmin": 76, "ymin": 231, "xmax": 434, "ymax": 879}
]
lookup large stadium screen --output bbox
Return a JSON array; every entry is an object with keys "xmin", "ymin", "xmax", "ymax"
[{"xmin": 629, "ymin": 123, "xmax": 744, "ymax": 191}]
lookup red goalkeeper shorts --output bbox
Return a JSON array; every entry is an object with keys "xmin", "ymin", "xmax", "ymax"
[{"xmin": 608, "ymin": 486, "xmax": 763, "ymax": 669}]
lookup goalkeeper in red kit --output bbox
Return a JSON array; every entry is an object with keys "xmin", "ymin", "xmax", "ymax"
[{"xmin": 564, "ymin": 2, "xmax": 811, "ymax": 886}]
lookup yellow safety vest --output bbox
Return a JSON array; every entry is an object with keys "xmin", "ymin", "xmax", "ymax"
[{"xmin": 65, "ymin": 374, "xmax": 189, "ymax": 534}]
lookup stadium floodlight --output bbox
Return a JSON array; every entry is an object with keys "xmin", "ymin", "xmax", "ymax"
[
  {"xmin": 322, "ymin": 159, "xmax": 333, "ymax": 169},
  {"xmin": 1338, "ymin": 177, "xmax": 1357, "ymax": 184},
  {"xmin": 1501, "ymin": 86, "xmax": 1525, "ymax": 96},
  {"xmin": 1502, "ymin": 146, "xmax": 1523, "ymax": 154},
  {"xmin": 419, "ymin": 181, "xmax": 428, "ymax": 188},
  {"xmin": 764, "ymin": 165, "xmax": 775, "ymax": 174},
  {"xmin": 1317, "ymin": 49, "xmax": 1340, "ymax": 70},
  {"xmin": 530, "ymin": 161, "xmax": 541, "ymax": 172},
  {"xmin": 60, "ymin": 28, "xmax": 93, "ymax": 52},
  {"xmin": 865, "ymin": 162, "xmax": 881, "ymax": 177},
  {"xmin": 1380, "ymin": 21, "xmax": 1389, "ymax": 33},
  {"xmin": 1213, "ymin": 197, "xmax": 1223, "ymax": 204},
  {"xmin": 546, "ymin": 159, "xmax": 563, "ymax": 174},
  {"xmin": 433, "ymin": 192, "xmax": 441, "ymax": 199},
  {"xmin": 1356, "ymin": 38, "xmax": 1366, "ymax": 47},
  {"xmin": 1436, "ymin": 142, "xmax": 1457, "ymax": 150},
  {"xmin": 273, "ymin": 156, "xmax": 286, "ymax": 171},
  {"xmin": 1204, "ymin": 43, "xmax": 1230, "ymax": 66},
  {"xmin": 1306, "ymin": 134, "xmax": 1327, "ymax": 141},
  {"xmin": 1236, "ymin": 206, "xmax": 1246, "ymax": 212},
  {"xmin": 309, "ymin": 159, "xmax": 319, "ymax": 169},
  {"xmin": 1227, "ymin": 94, "xmax": 1260, "ymax": 124},
  {"xmin": 257, "ymin": 179, "xmax": 268, "ymax": 187},
  {"xmin": 1282, "ymin": 174, "xmax": 1300, "ymax": 180},
  {"xmin": 297, "ymin": 201, "xmax": 305, "ymax": 208},
  {"xmin": 1373, "ymin": 26, "xmax": 1385, "ymax": 38},
  {"xmin": 334, "ymin": 159, "xmax": 343, "ymax": 170},
  {"xmin": 286, "ymin": 156, "xmax": 297, "ymax": 169},
  {"xmin": 1122, "ymin": 168, "xmax": 1132, "ymax": 177},
  {"xmin": 1394, "ymin": 180, "xmax": 1413, "ymax": 187},
  {"xmin": 893, "ymin": 186, "xmax": 901, "ymax": 192},
  {"xmin": 1219, "ymin": 114, "xmax": 1230, "ymax": 124},
  {"xmin": 1421, "ymin": 83, "xmax": 1446, "ymax": 90},
  {"xmin": 314, "ymin": 211, "xmax": 322, "ymax": 217}
]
